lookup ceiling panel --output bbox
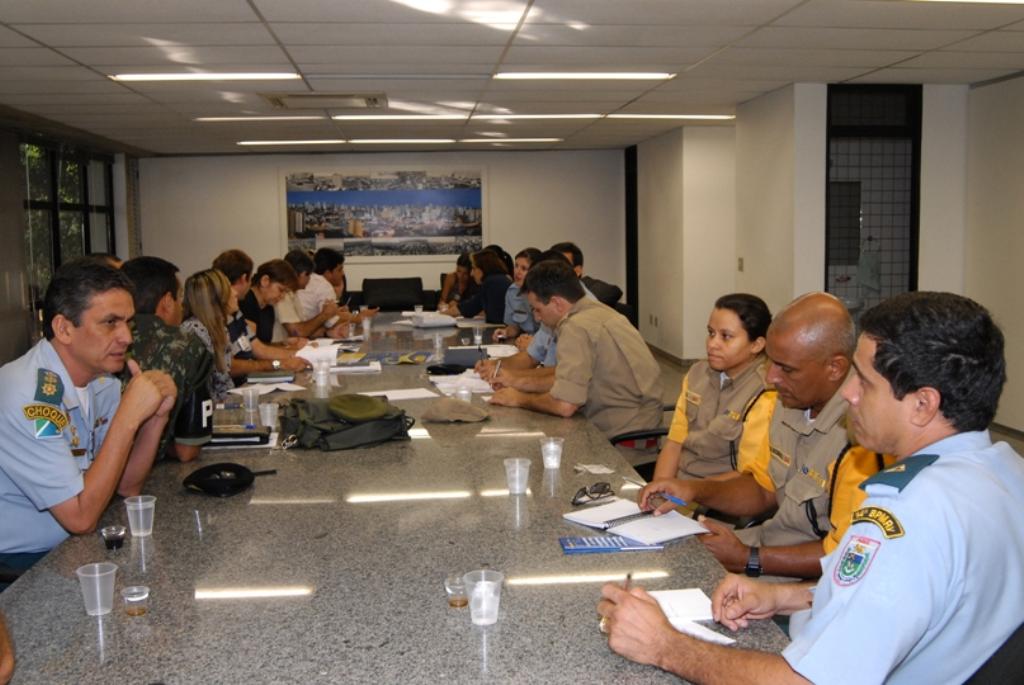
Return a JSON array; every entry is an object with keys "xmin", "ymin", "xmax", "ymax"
[
  {"xmin": 0, "ymin": 48, "xmax": 77, "ymax": 66},
  {"xmin": 737, "ymin": 26, "xmax": 979, "ymax": 51},
  {"xmin": 13, "ymin": 22, "xmax": 276, "ymax": 47},
  {"xmin": 0, "ymin": 65, "xmax": 104, "ymax": 80},
  {"xmin": 776, "ymin": 0, "xmax": 1024, "ymax": 30},
  {"xmin": 685, "ymin": 63, "xmax": 872, "ymax": 82},
  {"xmin": 60, "ymin": 46, "xmax": 292, "ymax": 67},
  {"xmin": 0, "ymin": 0, "xmax": 259, "ymax": 23},
  {"xmin": 0, "ymin": 92, "xmax": 153, "ymax": 105},
  {"xmin": 893, "ymin": 51, "xmax": 1024, "ymax": 70},
  {"xmin": 0, "ymin": 25, "xmax": 36, "ymax": 47},
  {"xmin": 709, "ymin": 47, "xmax": 916, "ymax": 68},
  {"xmin": 514, "ymin": 23, "xmax": 750, "ymax": 48},
  {"xmin": 526, "ymin": 0, "xmax": 802, "ymax": 26},
  {"xmin": 502, "ymin": 45, "xmax": 714, "ymax": 66},
  {"xmin": 0, "ymin": 79, "xmax": 131, "ymax": 94},
  {"xmin": 271, "ymin": 22, "xmax": 516, "ymax": 46},
  {"xmin": 942, "ymin": 30, "xmax": 1024, "ymax": 53},
  {"xmin": 289, "ymin": 45, "xmax": 504, "ymax": 65},
  {"xmin": 849, "ymin": 66, "xmax": 1019, "ymax": 84}
]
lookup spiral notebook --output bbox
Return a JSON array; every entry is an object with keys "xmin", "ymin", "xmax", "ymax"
[{"xmin": 562, "ymin": 497, "xmax": 707, "ymax": 545}]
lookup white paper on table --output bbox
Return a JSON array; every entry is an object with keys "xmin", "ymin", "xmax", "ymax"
[
  {"xmin": 333, "ymin": 361, "xmax": 382, "ymax": 374},
  {"xmin": 608, "ymin": 510, "xmax": 707, "ymax": 545},
  {"xmin": 574, "ymin": 463, "xmax": 615, "ymax": 475},
  {"xmin": 296, "ymin": 343, "xmax": 340, "ymax": 364},
  {"xmin": 401, "ymin": 310, "xmax": 435, "ymax": 317},
  {"xmin": 483, "ymin": 344, "xmax": 518, "ymax": 358},
  {"xmin": 229, "ymin": 383, "xmax": 304, "ymax": 396},
  {"xmin": 455, "ymin": 320, "xmax": 503, "ymax": 329},
  {"xmin": 360, "ymin": 388, "xmax": 439, "ymax": 401},
  {"xmin": 649, "ymin": 589, "xmax": 713, "ymax": 623},
  {"xmin": 207, "ymin": 432, "xmax": 280, "ymax": 449},
  {"xmin": 673, "ymin": 620, "xmax": 736, "ymax": 645},
  {"xmin": 562, "ymin": 497, "xmax": 640, "ymax": 529},
  {"xmin": 428, "ymin": 370, "xmax": 492, "ymax": 394}
]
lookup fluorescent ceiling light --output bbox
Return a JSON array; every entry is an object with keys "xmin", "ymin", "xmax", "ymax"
[
  {"xmin": 196, "ymin": 116, "xmax": 325, "ymax": 122},
  {"xmin": 506, "ymin": 570, "xmax": 670, "ymax": 586},
  {"xmin": 460, "ymin": 138, "xmax": 562, "ymax": 143},
  {"xmin": 607, "ymin": 114, "xmax": 735, "ymax": 121},
  {"xmin": 349, "ymin": 139, "xmax": 456, "ymax": 144},
  {"xmin": 111, "ymin": 72, "xmax": 300, "ymax": 82},
  {"xmin": 346, "ymin": 490, "xmax": 472, "ymax": 503},
  {"xmin": 470, "ymin": 114, "xmax": 600, "ymax": 120},
  {"xmin": 195, "ymin": 586, "xmax": 313, "ymax": 600},
  {"xmin": 237, "ymin": 139, "xmax": 346, "ymax": 146},
  {"xmin": 494, "ymin": 72, "xmax": 674, "ymax": 80},
  {"xmin": 333, "ymin": 114, "xmax": 467, "ymax": 121}
]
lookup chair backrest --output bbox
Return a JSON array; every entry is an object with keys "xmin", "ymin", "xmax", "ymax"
[
  {"xmin": 964, "ymin": 621, "xmax": 1024, "ymax": 684},
  {"xmin": 361, "ymin": 277, "xmax": 424, "ymax": 311}
]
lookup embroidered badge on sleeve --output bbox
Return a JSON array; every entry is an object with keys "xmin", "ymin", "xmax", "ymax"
[
  {"xmin": 852, "ymin": 506, "xmax": 905, "ymax": 539},
  {"xmin": 23, "ymin": 403, "xmax": 69, "ymax": 439},
  {"xmin": 34, "ymin": 369, "xmax": 64, "ymax": 405},
  {"xmin": 834, "ymin": 535, "xmax": 881, "ymax": 586}
]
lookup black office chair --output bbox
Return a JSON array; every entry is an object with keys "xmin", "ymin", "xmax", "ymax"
[
  {"xmin": 609, "ymin": 404, "xmax": 674, "ymax": 482},
  {"xmin": 963, "ymin": 621, "xmax": 1024, "ymax": 684},
  {"xmin": 360, "ymin": 277, "xmax": 425, "ymax": 311}
]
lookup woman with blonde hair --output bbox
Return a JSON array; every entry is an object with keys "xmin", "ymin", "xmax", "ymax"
[{"xmin": 181, "ymin": 268, "xmax": 238, "ymax": 401}]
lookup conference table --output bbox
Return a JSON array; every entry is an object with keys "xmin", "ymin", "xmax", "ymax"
[{"xmin": 0, "ymin": 315, "xmax": 788, "ymax": 683}]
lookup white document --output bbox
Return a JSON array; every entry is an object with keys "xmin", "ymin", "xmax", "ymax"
[
  {"xmin": 574, "ymin": 463, "xmax": 615, "ymax": 475},
  {"xmin": 562, "ymin": 497, "xmax": 707, "ymax": 544},
  {"xmin": 207, "ymin": 432, "xmax": 280, "ymax": 450},
  {"xmin": 360, "ymin": 388, "xmax": 439, "ymax": 401},
  {"xmin": 673, "ymin": 620, "xmax": 736, "ymax": 646},
  {"xmin": 333, "ymin": 361, "xmax": 382, "ymax": 374},
  {"xmin": 455, "ymin": 320, "xmax": 502, "ymax": 329},
  {"xmin": 229, "ymin": 383, "xmax": 304, "ymax": 396},
  {"xmin": 649, "ymin": 589, "xmax": 713, "ymax": 623},
  {"xmin": 296, "ymin": 343, "xmax": 339, "ymax": 364},
  {"xmin": 483, "ymin": 344, "xmax": 518, "ymax": 358},
  {"xmin": 428, "ymin": 370, "xmax": 492, "ymax": 394}
]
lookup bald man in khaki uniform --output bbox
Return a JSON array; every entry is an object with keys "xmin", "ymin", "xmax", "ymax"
[{"xmin": 490, "ymin": 260, "xmax": 662, "ymax": 456}]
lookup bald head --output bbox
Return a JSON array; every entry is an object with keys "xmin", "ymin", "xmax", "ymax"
[
  {"xmin": 765, "ymin": 293, "xmax": 855, "ymax": 415},
  {"xmin": 770, "ymin": 292, "xmax": 855, "ymax": 362}
]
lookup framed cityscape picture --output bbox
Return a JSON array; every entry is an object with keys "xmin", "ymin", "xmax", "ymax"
[{"xmin": 284, "ymin": 168, "xmax": 484, "ymax": 258}]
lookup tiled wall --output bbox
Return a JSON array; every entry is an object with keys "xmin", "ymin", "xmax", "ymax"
[{"xmin": 826, "ymin": 137, "xmax": 913, "ymax": 320}]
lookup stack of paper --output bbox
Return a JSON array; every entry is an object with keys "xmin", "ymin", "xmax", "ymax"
[
  {"xmin": 229, "ymin": 383, "xmax": 304, "ymax": 396},
  {"xmin": 333, "ymin": 360, "xmax": 382, "ymax": 374},
  {"xmin": 562, "ymin": 497, "xmax": 707, "ymax": 545},
  {"xmin": 296, "ymin": 342, "xmax": 340, "ymax": 365},
  {"xmin": 360, "ymin": 388, "xmax": 439, "ymax": 401},
  {"xmin": 648, "ymin": 589, "xmax": 736, "ymax": 645},
  {"xmin": 428, "ymin": 370, "xmax": 493, "ymax": 394}
]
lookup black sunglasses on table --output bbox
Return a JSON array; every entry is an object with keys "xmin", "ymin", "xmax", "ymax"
[{"xmin": 571, "ymin": 481, "xmax": 614, "ymax": 506}]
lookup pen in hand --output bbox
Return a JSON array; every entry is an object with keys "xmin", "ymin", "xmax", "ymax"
[
  {"xmin": 491, "ymin": 359, "xmax": 502, "ymax": 382},
  {"xmin": 623, "ymin": 572, "xmax": 632, "ymax": 592}
]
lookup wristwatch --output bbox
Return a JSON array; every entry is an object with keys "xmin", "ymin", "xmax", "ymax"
[
  {"xmin": 744, "ymin": 546, "xmax": 762, "ymax": 577},
  {"xmin": 271, "ymin": 359, "xmax": 281, "ymax": 371}
]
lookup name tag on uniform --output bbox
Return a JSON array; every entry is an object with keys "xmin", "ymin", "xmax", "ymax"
[
  {"xmin": 800, "ymin": 465, "xmax": 828, "ymax": 490},
  {"xmin": 769, "ymin": 445, "xmax": 792, "ymax": 467},
  {"xmin": 685, "ymin": 390, "xmax": 702, "ymax": 406}
]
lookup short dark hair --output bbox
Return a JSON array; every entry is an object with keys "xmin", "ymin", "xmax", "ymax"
[
  {"xmin": 43, "ymin": 259, "xmax": 134, "ymax": 340},
  {"xmin": 515, "ymin": 247, "xmax": 543, "ymax": 266},
  {"xmin": 455, "ymin": 252, "xmax": 471, "ymax": 270},
  {"xmin": 535, "ymin": 249, "xmax": 571, "ymax": 266},
  {"xmin": 254, "ymin": 259, "xmax": 299, "ymax": 291},
  {"xmin": 471, "ymin": 250, "xmax": 508, "ymax": 278},
  {"xmin": 522, "ymin": 259, "xmax": 585, "ymax": 304},
  {"xmin": 714, "ymin": 293, "xmax": 772, "ymax": 342},
  {"xmin": 212, "ymin": 249, "xmax": 253, "ymax": 285},
  {"xmin": 550, "ymin": 241, "xmax": 583, "ymax": 268},
  {"xmin": 122, "ymin": 256, "xmax": 179, "ymax": 314},
  {"xmin": 860, "ymin": 291, "xmax": 1006, "ymax": 432},
  {"xmin": 483, "ymin": 244, "xmax": 513, "ymax": 274},
  {"xmin": 284, "ymin": 249, "xmax": 314, "ymax": 277},
  {"xmin": 313, "ymin": 248, "xmax": 344, "ymax": 275}
]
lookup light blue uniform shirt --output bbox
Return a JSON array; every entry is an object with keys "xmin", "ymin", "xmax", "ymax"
[
  {"xmin": 0, "ymin": 339, "xmax": 121, "ymax": 553},
  {"xmin": 784, "ymin": 431, "xmax": 1024, "ymax": 684},
  {"xmin": 525, "ymin": 282, "xmax": 598, "ymax": 367},
  {"xmin": 503, "ymin": 283, "xmax": 538, "ymax": 334}
]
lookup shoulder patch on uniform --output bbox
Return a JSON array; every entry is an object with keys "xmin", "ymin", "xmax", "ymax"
[
  {"xmin": 851, "ymin": 506, "xmax": 904, "ymax": 539},
  {"xmin": 685, "ymin": 389, "xmax": 702, "ymax": 406},
  {"xmin": 23, "ymin": 403, "xmax": 69, "ymax": 438},
  {"xmin": 834, "ymin": 535, "xmax": 881, "ymax": 586},
  {"xmin": 859, "ymin": 453, "xmax": 938, "ymax": 493},
  {"xmin": 34, "ymin": 369, "xmax": 64, "ymax": 405}
]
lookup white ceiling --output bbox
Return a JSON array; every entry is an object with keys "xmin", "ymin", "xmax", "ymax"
[{"xmin": 1, "ymin": 0, "xmax": 1023, "ymax": 155}]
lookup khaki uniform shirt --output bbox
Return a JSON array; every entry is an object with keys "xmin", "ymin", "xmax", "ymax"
[
  {"xmin": 550, "ymin": 298, "xmax": 663, "ymax": 441},
  {"xmin": 737, "ymin": 385, "xmax": 888, "ymax": 550},
  {"xmin": 667, "ymin": 358, "xmax": 769, "ymax": 478}
]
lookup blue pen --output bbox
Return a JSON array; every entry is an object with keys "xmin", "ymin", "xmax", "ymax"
[{"xmin": 659, "ymin": 493, "xmax": 687, "ymax": 507}]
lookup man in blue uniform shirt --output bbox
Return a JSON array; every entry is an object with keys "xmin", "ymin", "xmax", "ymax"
[
  {"xmin": 0, "ymin": 260, "xmax": 176, "ymax": 578},
  {"xmin": 598, "ymin": 291, "xmax": 1024, "ymax": 684}
]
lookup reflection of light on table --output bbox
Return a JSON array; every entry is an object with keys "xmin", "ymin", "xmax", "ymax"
[
  {"xmin": 479, "ymin": 488, "xmax": 532, "ymax": 497},
  {"xmin": 506, "ymin": 570, "xmax": 669, "ymax": 586},
  {"xmin": 346, "ymin": 490, "xmax": 472, "ymax": 503},
  {"xmin": 194, "ymin": 586, "xmax": 314, "ymax": 600},
  {"xmin": 408, "ymin": 427, "xmax": 432, "ymax": 440},
  {"xmin": 249, "ymin": 497, "xmax": 338, "ymax": 505},
  {"xmin": 620, "ymin": 483, "xmax": 641, "ymax": 491},
  {"xmin": 475, "ymin": 428, "xmax": 546, "ymax": 438}
]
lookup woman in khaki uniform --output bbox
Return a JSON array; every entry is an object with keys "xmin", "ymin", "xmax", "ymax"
[{"xmin": 651, "ymin": 294, "xmax": 774, "ymax": 481}]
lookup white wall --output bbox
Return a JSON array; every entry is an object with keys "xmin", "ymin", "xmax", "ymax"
[
  {"xmin": 138, "ymin": 150, "xmax": 625, "ymax": 292},
  {"xmin": 637, "ymin": 129, "xmax": 683, "ymax": 353},
  {"xmin": 735, "ymin": 86, "xmax": 797, "ymax": 314},
  {"xmin": 920, "ymin": 85, "xmax": 968, "ymax": 293},
  {"xmin": 682, "ymin": 126, "xmax": 737, "ymax": 358},
  {"xmin": 792, "ymin": 84, "xmax": 827, "ymax": 298},
  {"xmin": 967, "ymin": 76, "xmax": 1024, "ymax": 430}
]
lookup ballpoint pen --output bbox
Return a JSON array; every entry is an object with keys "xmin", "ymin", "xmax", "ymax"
[
  {"xmin": 623, "ymin": 572, "xmax": 632, "ymax": 591},
  {"xmin": 621, "ymin": 476, "xmax": 686, "ymax": 506},
  {"xmin": 491, "ymin": 358, "xmax": 502, "ymax": 382}
]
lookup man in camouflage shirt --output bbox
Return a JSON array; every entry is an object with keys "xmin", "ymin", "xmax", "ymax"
[{"xmin": 122, "ymin": 257, "xmax": 213, "ymax": 462}]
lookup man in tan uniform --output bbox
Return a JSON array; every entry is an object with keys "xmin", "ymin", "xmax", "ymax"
[
  {"xmin": 641, "ymin": 293, "xmax": 887, "ymax": 578},
  {"xmin": 489, "ymin": 260, "xmax": 663, "ymax": 452}
]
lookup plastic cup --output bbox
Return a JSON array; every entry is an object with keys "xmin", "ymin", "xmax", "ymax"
[
  {"xmin": 314, "ymin": 359, "xmax": 331, "ymax": 386},
  {"xmin": 540, "ymin": 437, "xmax": 564, "ymax": 469},
  {"xmin": 124, "ymin": 495, "xmax": 156, "ymax": 537},
  {"xmin": 76, "ymin": 562, "xmax": 118, "ymax": 616},
  {"xmin": 472, "ymin": 325, "xmax": 484, "ymax": 346},
  {"xmin": 463, "ymin": 569, "xmax": 504, "ymax": 626},
  {"xmin": 362, "ymin": 316, "xmax": 372, "ymax": 336},
  {"xmin": 122, "ymin": 585, "xmax": 150, "ymax": 617},
  {"xmin": 241, "ymin": 386, "xmax": 260, "ymax": 413},
  {"xmin": 100, "ymin": 525, "xmax": 126, "ymax": 550},
  {"xmin": 444, "ymin": 574, "xmax": 468, "ymax": 608},
  {"xmin": 455, "ymin": 387, "xmax": 473, "ymax": 403},
  {"xmin": 414, "ymin": 304, "xmax": 424, "ymax": 314},
  {"xmin": 259, "ymin": 403, "xmax": 277, "ymax": 429},
  {"xmin": 504, "ymin": 458, "xmax": 530, "ymax": 495}
]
